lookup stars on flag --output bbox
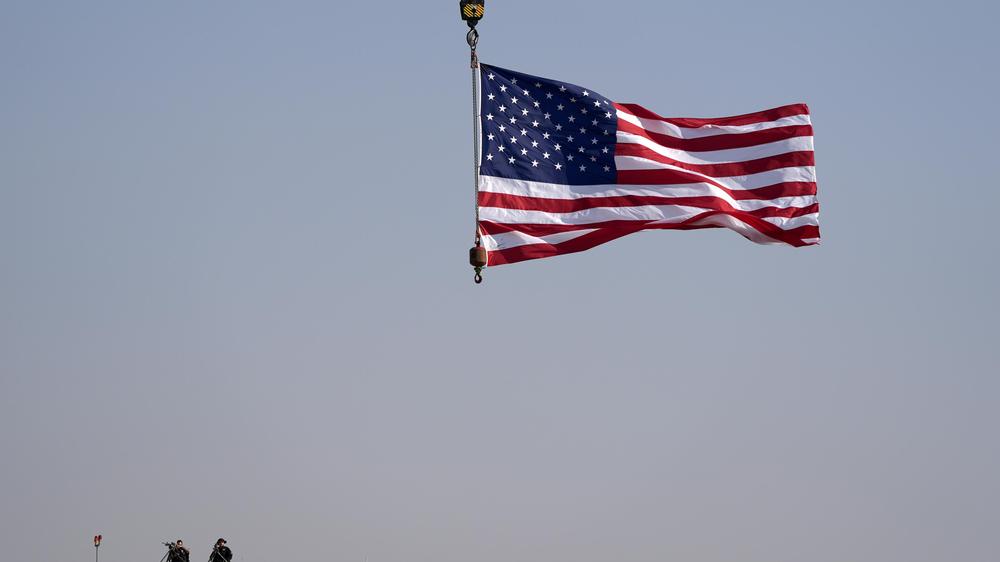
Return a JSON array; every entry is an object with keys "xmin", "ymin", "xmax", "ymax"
[{"xmin": 479, "ymin": 66, "xmax": 616, "ymax": 181}]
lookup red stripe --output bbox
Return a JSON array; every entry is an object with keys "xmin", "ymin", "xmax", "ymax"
[
  {"xmin": 616, "ymin": 143, "xmax": 815, "ymax": 176},
  {"xmin": 614, "ymin": 102, "xmax": 809, "ymax": 128},
  {"xmin": 485, "ymin": 210, "xmax": 819, "ymax": 265},
  {"xmin": 480, "ymin": 191, "xmax": 818, "ymax": 219},
  {"xmin": 639, "ymin": 213, "xmax": 817, "ymax": 246},
  {"xmin": 487, "ymin": 225, "xmax": 647, "ymax": 266},
  {"xmin": 482, "ymin": 219, "xmax": 821, "ymax": 242},
  {"xmin": 617, "ymin": 118, "xmax": 813, "ymax": 152},
  {"xmin": 481, "ymin": 220, "xmax": 649, "ymax": 237},
  {"xmin": 482, "ymin": 211, "xmax": 817, "ymax": 244},
  {"xmin": 780, "ymin": 224, "xmax": 821, "ymax": 241}
]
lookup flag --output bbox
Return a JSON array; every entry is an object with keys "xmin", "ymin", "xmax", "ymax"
[{"xmin": 476, "ymin": 64, "xmax": 819, "ymax": 266}]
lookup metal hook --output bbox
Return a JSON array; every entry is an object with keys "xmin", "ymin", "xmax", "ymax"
[
  {"xmin": 467, "ymin": 28, "xmax": 479, "ymax": 68},
  {"xmin": 474, "ymin": 272, "xmax": 483, "ymax": 284}
]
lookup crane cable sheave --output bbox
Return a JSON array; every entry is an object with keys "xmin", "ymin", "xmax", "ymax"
[{"xmin": 460, "ymin": 0, "xmax": 485, "ymax": 27}]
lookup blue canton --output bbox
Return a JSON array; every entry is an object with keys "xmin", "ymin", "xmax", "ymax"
[{"xmin": 479, "ymin": 64, "xmax": 617, "ymax": 185}]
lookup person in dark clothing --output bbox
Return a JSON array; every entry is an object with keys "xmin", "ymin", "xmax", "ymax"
[
  {"xmin": 209, "ymin": 539, "xmax": 232, "ymax": 562},
  {"xmin": 168, "ymin": 540, "xmax": 191, "ymax": 562}
]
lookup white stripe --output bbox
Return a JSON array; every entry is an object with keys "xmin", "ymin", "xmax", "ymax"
[
  {"xmin": 617, "ymin": 131, "xmax": 813, "ymax": 164},
  {"xmin": 762, "ymin": 213, "xmax": 820, "ymax": 230},
  {"xmin": 482, "ymin": 171, "xmax": 815, "ymax": 201},
  {"xmin": 614, "ymin": 155, "xmax": 817, "ymax": 188},
  {"xmin": 481, "ymin": 204, "xmax": 706, "ymax": 226},
  {"xmin": 668, "ymin": 213, "xmax": 787, "ymax": 245},
  {"xmin": 617, "ymin": 109, "xmax": 811, "ymax": 139},
  {"xmin": 479, "ymin": 175, "xmax": 816, "ymax": 210},
  {"xmin": 480, "ymin": 203, "xmax": 819, "ymax": 231},
  {"xmin": 482, "ymin": 204, "xmax": 810, "ymax": 231},
  {"xmin": 482, "ymin": 229, "xmax": 596, "ymax": 251},
  {"xmin": 483, "ymin": 214, "xmax": 799, "ymax": 251}
]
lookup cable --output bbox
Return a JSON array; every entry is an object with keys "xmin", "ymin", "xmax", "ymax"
[{"xmin": 469, "ymin": 28, "xmax": 481, "ymax": 247}]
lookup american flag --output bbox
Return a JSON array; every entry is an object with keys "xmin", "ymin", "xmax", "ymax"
[{"xmin": 476, "ymin": 64, "xmax": 819, "ymax": 266}]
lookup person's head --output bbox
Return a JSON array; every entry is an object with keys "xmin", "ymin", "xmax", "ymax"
[
  {"xmin": 216, "ymin": 539, "xmax": 226, "ymax": 547},
  {"xmin": 176, "ymin": 540, "xmax": 184, "ymax": 547}
]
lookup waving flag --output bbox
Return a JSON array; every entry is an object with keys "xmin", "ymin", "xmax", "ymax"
[{"xmin": 477, "ymin": 64, "xmax": 819, "ymax": 266}]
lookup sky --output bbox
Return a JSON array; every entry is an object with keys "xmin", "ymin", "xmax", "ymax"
[{"xmin": 1, "ymin": 1, "xmax": 998, "ymax": 562}]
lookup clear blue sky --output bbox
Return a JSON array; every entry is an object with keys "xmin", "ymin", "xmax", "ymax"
[{"xmin": 2, "ymin": 1, "xmax": 998, "ymax": 562}]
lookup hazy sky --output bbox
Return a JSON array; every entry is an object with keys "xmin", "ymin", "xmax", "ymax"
[{"xmin": 2, "ymin": 2, "xmax": 998, "ymax": 562}]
